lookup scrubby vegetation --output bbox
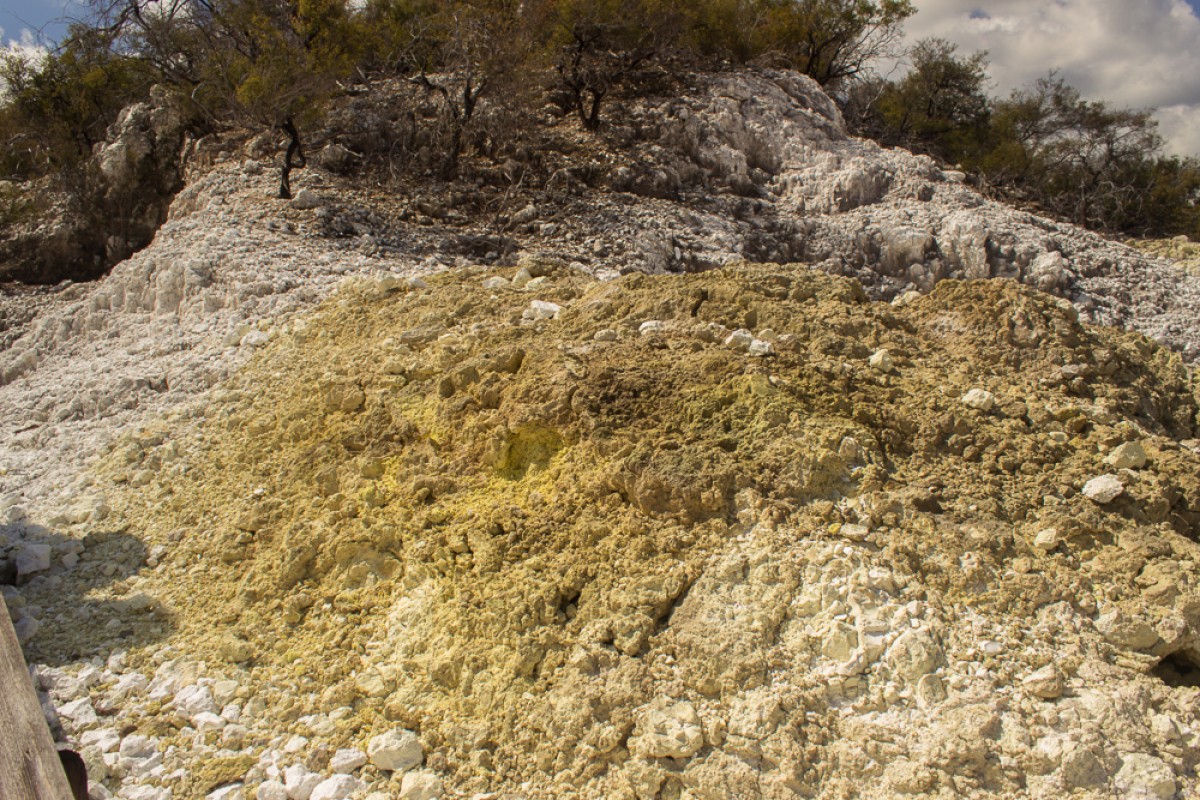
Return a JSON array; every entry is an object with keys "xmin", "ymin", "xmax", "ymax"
[
  {"xmin": 848, "ymin": 38, "xmax": 1200, "ymax": 240},
  {"xmin": 1, "ymin": 0, "xmax": 1197, "ymax": 281}
]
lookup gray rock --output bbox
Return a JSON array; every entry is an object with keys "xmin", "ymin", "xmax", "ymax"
[{"xmin": 15, "ymin": 543, "xmax": 51, "ymax": 576}]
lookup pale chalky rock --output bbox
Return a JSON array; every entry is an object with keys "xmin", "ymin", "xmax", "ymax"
[
  {"xmin": 174, "ymin": 684, "xmax": 218, "ymax": 718},
  {"xmin": 207, "ymin": 784, "xmax": 244, "ymax": 800},
  {"xmin": 193, "ymin": 711, "xmax": 226, "ymax": 732},
  {"xmin": 119, "ymin": 734, "xmax": 157, "ymax": 760},
  {"xmin": 123, "ymin": 787, "xmax": 172, "ymax": 800},
  {"xmin": 330, "ymin": 749, "xmax": 367, "ymax": 774},
  {"xmin": 81, "ymin": 728, "xmax": 121, "ymax": 753},
  {"xmin": 309, "ymin": 775, "xmax": 360, "ymax": 800},
  {"xmin": 1033, "ymin": 528, "xmax": 1061, "ymax": 552},
  {"xmin": 960, "ymin": 388, "xmax": 995, "ymax": 411},
  {"xmin": 633, "ymin": 701, "xmax": 704, "ymax": 759},
  {"xmin": 1106, "ymin": 442, "xmax": 1148, "ymax": 470},
  {"xmin": 57, "ymin": 697, "xmax": 99, "ymax": 727},
  {"xmin": 255, "ymin": 781, "xmax": 288, "ymax": 800},
  {"xmin": 868, "ymin": 349, "xmax": 894, "ymax": 373},
  {"xmin": 400, "ymin": 771, "xmax": 443, "ymax": 800},
  {"xmin": 1095, "ymin": 609, "xmax": 1159, "ymax": 650},
  {"xmin": 594, "ymin": 328, "xmax": 618, "ymax": 342},
  {"xmin": 1082, "ymin": 474, "xmax": 1125, "ymax": 504},
  {"xmin": 1022, "ymin": 665, "xmax": 1063, "ymax": 699},
  {"xmin": 284, "ymin": 765, "xmax": 322, "ymax": 800},
  {"xmin": 368, "ymin": 729, "xmax": 423, "ymax": 772},
  {"xmin": 481, "ymin": 276, "xmax": 508, "ymax": 290},
  {"xmin": 524, "ymin": 300, "xmax": 562, "ymax": 321},
  {"xmin": 724, "ymin": 329, "xmax": 753, "ymax": 351},
  {"xmin": 748, "ymin": 338, "xmax": 773, "ymax": 357},
  {"xmin": 1115, "ymin": 754, "xmax": 1176, "ymax": 799},
  {"xmin": 1027, "ymin": 251, "xmax": 1070, "ymax": 293},
  {"xmin": 639, "ymin": 320, "xmax": 665, "ymax": 336},
  {"xmin": 15, "ymin": 543, "xmax": 51, "ymax": 576}
]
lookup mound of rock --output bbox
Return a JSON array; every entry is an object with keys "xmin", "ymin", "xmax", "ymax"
[{"xmin": 10, "ymin": 264, "xmax": 1198, "ymax": 799}]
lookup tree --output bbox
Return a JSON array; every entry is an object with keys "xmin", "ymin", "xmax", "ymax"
[
  {"xmin": 872, "ymin": 38, "xmax": 990, "ymax": 160},
  {"xmin": 979, "ymin": 74, "xmax": 1167, "ymax": 231},
  {"xmin": 550, "ymin": 0, "xmax": 684, "ymax": 129},
  {"xmin": 685, "ymin": 0, "xmax": 913, "ymax": 89},
  {"xmin": 0, "ymin": 26, "xmax": 155, "ymax": 178},
  {"xmin": 88, "ymin": 0, "xmax": 364, "ymax": 196}
]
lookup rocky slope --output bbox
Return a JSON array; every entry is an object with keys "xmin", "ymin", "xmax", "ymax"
[{"xmin": 2, "ymin": 70, "xmax": 1200, "ymax": 800}]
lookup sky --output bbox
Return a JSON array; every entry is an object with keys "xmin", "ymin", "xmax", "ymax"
[
  {"xmin": 898, "ymin": 0, "xmax": 1200, "ymax": 157},
  {"xmin": 3, "ymin": 0, "xmax": 1200, "ymax": 156}
]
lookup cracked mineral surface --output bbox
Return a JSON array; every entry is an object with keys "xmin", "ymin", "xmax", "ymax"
[{"xmin": 10, "ymin": 264, "xmax": 1200, "ymax": 799}]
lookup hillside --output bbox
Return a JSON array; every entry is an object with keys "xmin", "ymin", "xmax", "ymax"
[{"xmin": 3, "ymin": 70, "xmax": 1200, "ymax": 800}]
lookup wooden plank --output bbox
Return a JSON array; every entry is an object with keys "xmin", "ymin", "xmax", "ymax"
[{"xmin": 0, "ymin": 593, "xmax": 74, "ymax": 800}]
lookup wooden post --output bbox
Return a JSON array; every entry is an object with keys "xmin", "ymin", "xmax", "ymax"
[{"xmin": 0, "ymin": 594, "xmax": 74, "ymax": 800}]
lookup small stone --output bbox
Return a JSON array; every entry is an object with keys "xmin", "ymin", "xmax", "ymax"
[
  {"xmin": 207, "ymin": 784, "xmax": 244, "ymax": 800},
  {"xmin": 193, "ymin": 711, "xmax": 227, "ymax": 732},
  {"xmin": 481, "ymin": 276, "xmax": 508, "ymax": 290},
  {"xmin": 1033, "ymin": 528, "xmax": 1061, "ymax": 552},
  {"xmin": 1082, "ymin": 474, "xmax": 1124, "ymax": 504},
  {"xmin": 256, "ymin": 781, "xmax": 288, "ymax": 800},
  {"xmin": 61, "ymin": 552, "xmax": 80, "ymax": 569},
  {"xmin": 1022, "ymin": 665, "xmax": 1063, "ymax": 699},
  {"xmin": 368, "ymin": 728, "xmax": 424, "ymax": 772},
  {"xmin": 840, "ymin": 524, "xmax": 870, "ymax": 541},
  {"xmin": 525, "ymin": 300, "xmax": 562, "ymax": 321},
  {"xmin": 1106, "ymin": 442, "xmax": 1148, "ymax": 470},
  {"xmin": 291, "ymin": 190, "xmax": 321, "ymax": 210},
  {"xmin": 1095, "ymin": 609, "xmax": 1158, "ymax": 650},
  {"xmin": 15, "ymin": 543, "xmax": 52, "ymax": 576},
  {"xmin": 241, "ymin": 330, "xmax": 270, "ymax": 348},
  {"xmin": 400, "ymin": 771, "xmax": 444, "ymax": 800},
  {"xmin": 330, "ymin": 748, "xmax": 367, "ymax": 774},
  {"xmin": 639, "ymin": 320, "xmax": 665, "ymax": 336},
  {"xmin": 119, "ymin": 734, "xmax": 156, "ymax": 760},
  {"xmin": 724, "ymin": 329, "xmax": 753, "ymax": 351},
  {"xmin": 1061, "ymin": 746, "xmax": 1107, "ymax": 789},
  {"xmin": 310, "ymin": 775, "xmax": 360, "ymax": 800},
  {"xmin": 57, "ymin": 697, "xmax": 99, "ymax": 727},
  {"xmin": 81, "ymin": 728, "xmax": 121, "ymax": 753},
  {"xmin": 915, "ymin": 674, "xmax": 946, "ymax": 709},
  {"xmin": 869, "ymin": 349, "xmax": 894, "ymax": 373},
  {"xmin": 594, "ymin": 328, "xmax": 618, "ymax": 342},
  {"xmin": 284, "ymin": 765, "xmax": 323, "ymax": 800},
  {"xmin": 14, "ymin": 616, "xmax": 39, "ymax": 644},
  {"xmin": 1114, "ymin": 753, "xmax": 1176, "ymax": 799},
  {"xmin": 748, "ymin": 339, "xmax": 773, "ymax": 357},
  {"xmin": 511, "ymin": 268, "xmax": 532, "ymax": 288},
  {"xmin": 634, "ymin": 700, "xmax": 704, "ymax": 759},
  {"xmin": 212, "ymin": 679, "xmax": 240, "ymax": 707},
  {"xmin": 961, "ymin": 388, "xmax": 996, "ymax": 412},
  {"xmin": 174, "ymin": 684, "xmax": 218, "ymax": 717}
]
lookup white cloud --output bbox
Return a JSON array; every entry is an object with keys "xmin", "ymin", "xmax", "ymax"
[{"xmin": 900, "ymin": 0, "xmax": 1200, "ymax": 156}]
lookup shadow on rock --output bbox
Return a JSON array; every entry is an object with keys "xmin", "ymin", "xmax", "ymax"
[{"xmin": 1, "ymin": 518, "xmax": 174, "ymax": 667}]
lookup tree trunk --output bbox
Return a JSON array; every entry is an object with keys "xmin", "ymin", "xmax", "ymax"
[{"xmin": 279, "ymin": 118, "xmax": 307, "ymax": 200}]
